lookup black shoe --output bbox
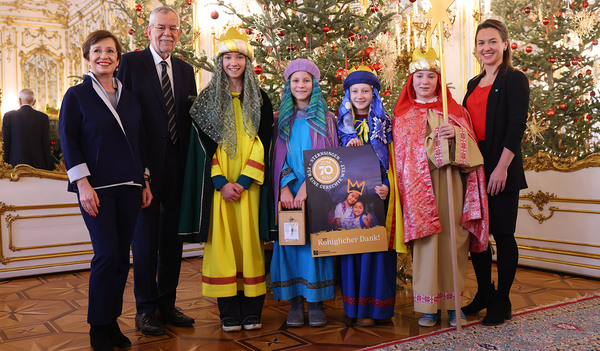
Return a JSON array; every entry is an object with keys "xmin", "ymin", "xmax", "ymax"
[
  {"xmin": 90, "ymin": 325, "xmax": 113, "ymax": 351},
  {"xmin": 135, "ymin": 311, "xmax": 165, "ymax": 336},
  {"xmin": 159, "ymin": 307, "xmax": 195, "ymax": 327},
  {"xmin": 108, "ymin": 320, "xmax": 131, "ymax": 348},
  {"xmin": 462, "ymin": 283, "xmax": 495, "ymax": 316},
  {"xmin": 482, "ymin": 298, "xmax": 512, "ymax": 326}
]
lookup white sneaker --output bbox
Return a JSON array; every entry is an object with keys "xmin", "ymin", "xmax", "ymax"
[
  {"xmin": 418, "ymin": 310, "xmax": 441, "ymax": 327},
  {"xmin": 448, "ymin": 310, "xmax": 467, "ymax": 327}
]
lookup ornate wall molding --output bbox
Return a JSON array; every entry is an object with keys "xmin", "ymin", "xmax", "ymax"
[
  {"xmin": 523, "ymin": 151, "xmax": 600, "ymax": 172},
  {"xmin": 520, "ymin": 190, "xmax": 600, "ymax": 224},
  {"xmin": 0, "ymin": 164, "xmax": 68, "ymax": 181}
]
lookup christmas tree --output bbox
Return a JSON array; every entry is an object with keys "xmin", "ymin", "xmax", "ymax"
[
  {"xmin": 491, "ymin": 0, "xmax": 600, "ymax": 160},
  {"xmin": 113, "ymin": 0, "xmax": 212, "ymax": 72},
  {"xmin": 221, "ymin": 0, "xmax": 409, "ymax": 110}
]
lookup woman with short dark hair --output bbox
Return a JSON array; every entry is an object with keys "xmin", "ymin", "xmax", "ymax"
[{"xmin": 59, "ymin": 29, "xmax": 152, "ymax": 350}]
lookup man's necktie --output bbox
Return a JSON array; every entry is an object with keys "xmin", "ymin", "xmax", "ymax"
[{"xmin": 160, "ymin": 60, "xmax": 177, "ymax": 143}]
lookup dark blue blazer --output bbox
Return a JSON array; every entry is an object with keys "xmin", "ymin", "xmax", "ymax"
[
  {"xmin": 116, "ymin": 48, "xmax": 197, "ymax": 188},
  {"xmin": 463, "ymin": 69, "xmax": 529, "ymax": 192},
  {"xmin": 2, "ymin": 105, "xmax": 52, "ymax": 170},
  {"xmin": 59, "ymin": 75, "xmax": 147, "ymax": 192}
]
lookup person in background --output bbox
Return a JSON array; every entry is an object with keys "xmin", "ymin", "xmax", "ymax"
[
  {"xmin": 337, "ymin": 66, "xmax": 402, "ymax": 327},
  {"xmin": 392, "ymin": 48, "xmax": 488, "ymax": 328},
  {"xmin": 271, "ymin": 58, "xmax": 337, "ymax": 328},
  {"xmin": 181, "ymin": 27, "xmax": 273, "ymax": 332},
  {"xmin": 462, "ymin": 18, "xmax": 529, "ymax": 326},
  {"xmin": 117, "ymin": 5, "xmax": 197, "ymax": 335},
  {"xmin": 59, "ymin": 30, "xmax": 152, "ymax": 351},
  {"xmin": 2, "ymin": 89, "xmax": 52, "ymax": 170}
]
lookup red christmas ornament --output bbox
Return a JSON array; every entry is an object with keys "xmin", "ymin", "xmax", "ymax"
[
  {"xmin": 285, "ymin": 0, "xmax": 292, "ymax": 3},
  {"xmin": 587, "ymin": 114, "xmax": 593, "ymax": 120},
  {"xmin": 254, "ymin": 65, "xmax": 263, "ymax": 75},
  {"xmin": 546, "ymin": 109, "xmax": 555, "ymax": 117},
  {"xmin": 591, "ymin": 91, "xmax": 596, "ymax": 96},
  {"xmin": 587, "ymin": 69, "xmax": 593, "ymax": 75},
  {"xmin": 245, "ymin": 28, "xmax": 253, "ymax": 35},
  {"xmin": 367, "ymin": 64, "xmax": 375, "ymax": 71},
  {"xmin": 286, "ymin": 44, "xmax": 296, "ymax": 51},
  {"xmin": 128, "ymin": 28, "xmax": 135, "ymax": 35},
  {"xmin": 558, "ymin": 102, "xmax": 567, "ymax": 110},
  {"xmin": 582, "ymin": 1, "xmax": 589, "ymax": 8},
  {"xmin": 522, "ymin": 67, "xmax": 528, "ymax": 72},
  {"xmin": 572, "ymin": 59, "xmax": 578, "ymax": 65},
  {"xmin": 507, "ymin": 14, "xmax": 512, "ymax": 19},
  {"xmin": 211, "ymin": 10, "xmax": 219, "ymax": 19},
  {"xmin": 525, "ymin": 46, "xmax": 533, "ymax": 53},
  {"xmin": 524, "ymin": 6, "xmax": 531, "ymax": 14},
  {"xmin": 323, "ymin": 25, "xmax": 330, "ymax": 33},
  {"xmin": 409, "ymin": 0, "xmax": 416, "ymax": 3},
  {"xmin": 185, "ymin": 0, "xmax": 192, "ymax": 5},
  {"xmin": 335, "ymin": 68, "xmax": 347, "ymax": 81},
  {"xmin": 364, "ymin": 47, "xmax": 375, "ymax": 58},
  {"xmin": 566, "ymin": 62, "xmax": 571, "ymax": 67},
  {"xmin": 277, "ymin": 29, "xmax": 284, "ymax": 37},
  {"xmin": 373, "ymin": 62, "xmax": 383, "ymax": 71},
  {"xmin": 576, "ymin": 99, "xmax": 581, "ymax": 104},
  {"xmin": 592, "ymin": 39, "xmax": 599, "ymax": 46},
  {"xmin": 542, "ymin": 18, "xmax": 550, "ymax": 25},
  {"xmin": 347, "ymin": 33, "xmax": 356, "ymax": 41},
  {"xmin": 578, "ymin": 73, "xmax": 583, "ymax": 78},
  {"xmin": 370, "ymin": 4, "xmax": 379, "ymax": 12},
  {"xmin": 549, "ymin": 57, "xmax": 556, "ymax": 63},
  {"xmin": 383, "ymin": 89, "xmax": 392, "ymax": 97},
  {"xmin": 144, "ymin": 32, "xmax": 148, "ymax": 38},
  {"xmin": 256, "ymin": 33, "xmax": 264, "ymax": 42},
  {"xmin": 510, "ymin": 42, "xmax": 518, "ymax": 50},
  {"xmin": 135, "ymin": 4, "xmax": 142, "ymax": 12},
  {"xmin": 574, "ymin": 119, "xmax": 579, "ymax": 123},
  {"xmin": 578, "ymin": 58, "xmax": 582, "ymax": 62}
]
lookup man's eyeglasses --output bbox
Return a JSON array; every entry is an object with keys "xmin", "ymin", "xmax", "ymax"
[{"xmin": 153, "ymin": 24, "xmax": 180, "ymax": 32}]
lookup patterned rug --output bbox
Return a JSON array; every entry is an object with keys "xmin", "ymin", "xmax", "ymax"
[{"xmin": 362, "ymin": 295, "xmax": 600, "ymax": 351}]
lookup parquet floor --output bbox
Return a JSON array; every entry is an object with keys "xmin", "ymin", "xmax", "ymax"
[{"xmin": 1, "ymin": 257, "xmax": 599, "ymax": 350}]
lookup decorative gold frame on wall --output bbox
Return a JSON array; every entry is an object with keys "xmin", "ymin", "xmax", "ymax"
[{"xmin": 523, "ymin": 151, "xmax": 600, "ymax": 172}]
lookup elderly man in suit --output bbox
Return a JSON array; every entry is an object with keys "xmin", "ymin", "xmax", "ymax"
[
  {"xmin": 2, "ymin": 89, "xmax": 52, "ymax": 170},
  {"xmin": 117, "ymin": 6, "xmax": 197, "ymax": 336}
]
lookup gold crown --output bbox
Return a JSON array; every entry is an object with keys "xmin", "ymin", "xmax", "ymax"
[
  {"xmin": 409, "ymin": 47, "xmax": 441, "ymax": 74},
  {"xmin": 347, "ymin": 179, "xmax": 365, "ymax": 195},
  {"xmin": 347, "ymin": 65, "xmax": 377, "ymax": 76},
  {"xmin": 217, "ymin": 27, "xmax": 253, "ymax": 59}
]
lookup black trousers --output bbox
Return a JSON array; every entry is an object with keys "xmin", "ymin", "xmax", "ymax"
[
  {"xmin": 132, "ymin": 145, "xmax": 184, "ymax": 314},
  {"xmin": 80, "ymin": 186, "xmax": 141, "ymax": 325}
]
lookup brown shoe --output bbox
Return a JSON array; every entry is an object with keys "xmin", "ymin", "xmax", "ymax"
[{"xmin": 356, "ymin": 318, "xmax": 375, "ymax": 327}]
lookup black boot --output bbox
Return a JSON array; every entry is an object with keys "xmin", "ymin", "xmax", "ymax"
[
  {"xmin": 462, "ymin": 282, "xmax": 494, "ymax": 316},
  {"xmin": 108, "ymin": 320, "xmax": 131, "ymax": 348},
  {"xmin": 482, "ymin": 290, "xmax": 512, "ymax": 326},
  {"xmin": 89, "ymin": 324, "xmax": 113, "ymax": 351}
]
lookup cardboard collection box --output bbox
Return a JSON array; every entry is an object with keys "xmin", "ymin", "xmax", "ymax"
[
  {"xmin": 310, "ymin": 226, "xmax": 388, "ymax": 257},
  {"xmin": 277, "ymin": 202, "xmax": 306, "ymax": 246}
]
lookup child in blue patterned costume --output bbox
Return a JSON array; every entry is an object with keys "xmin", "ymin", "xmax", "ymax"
[{"xmin": 336, "ymin": 66, "xmax": 398, "ymax": 326}]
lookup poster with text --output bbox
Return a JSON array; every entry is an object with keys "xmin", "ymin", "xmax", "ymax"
[{"xmin": 303, "ymin": 145, "xmax": 387, "ymax": 256}]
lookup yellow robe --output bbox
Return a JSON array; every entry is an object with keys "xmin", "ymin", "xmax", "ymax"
[{"xmin": 202, "ymin": 93, "xmax": 266, "ymax": 298}]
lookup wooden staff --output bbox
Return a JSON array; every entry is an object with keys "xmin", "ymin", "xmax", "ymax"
[{"xmin": 437, "ymin": 22, "xmax": 462, "ymax": 331}]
